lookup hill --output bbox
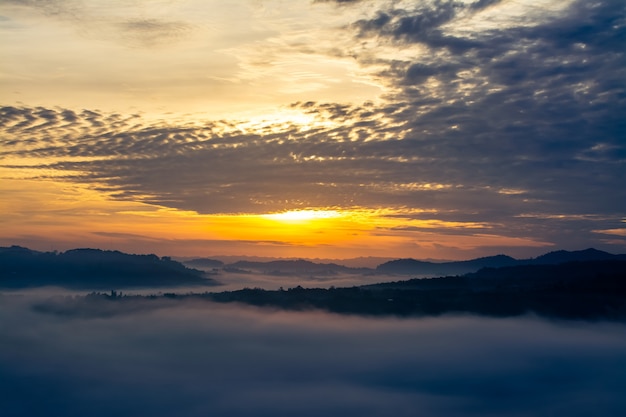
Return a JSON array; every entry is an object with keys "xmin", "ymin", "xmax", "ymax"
[
  {"xmin": 375, "ymin": 248, "xmax": 625, "ymax": 276},
  {"xmin": 527, "ymin": 248, "xmax": 626, "ymax": 264},
  {"xmin": 26, "ymin": 258, "xmax": 626, "ymax": 322},
  {"xmin": 376, "ymin": 254, "xmax": 518, "ymax": 275},
  {"xmin": 178, "ymin": 248, "xmax": 626, "ymax": 278},
  {"xmin": 183, "ymin": 258, "xmax": 224, "ymax": 268},
  {"xmin": 0, "ymin": 246, "xmax": 218, "ymax": 289},
  {"xmin": 223, "ymin": 259, "xmax": 372, "ymax": 276},
  {"xmin": 207, "ymin": 259, "xmax": 626, "ymax": 321}
]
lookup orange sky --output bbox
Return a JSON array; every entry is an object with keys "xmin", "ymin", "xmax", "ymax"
[
  {"xmin": 0, "ymin": 172, "xmax": 555, "ymax": 259},
  {"xmin": 1, "ymin": 0, "xmax": 624, "ymax": 260}
]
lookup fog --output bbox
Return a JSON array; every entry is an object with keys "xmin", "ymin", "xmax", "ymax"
[
  {"xmin": 0, "ymin": 269, "xmax": 401, "ymax": 297},
  {"xmin": 205, "ymin": 270, "xmax": 406, "ymax": 292},
  {"xmin": 2, "ymin": 292, "xmax": 626, "ymax": 417}
]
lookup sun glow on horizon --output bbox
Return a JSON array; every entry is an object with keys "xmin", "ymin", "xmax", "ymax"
[
  {"xmin": 230, "ymin": 107, "xmax": 343, "ymax": 135},
  {"xmin": 261, "ymin": 209, "xmax": 343, "ymax": 222},
  {"xmin": 0, "ymin": 172, "xmax": 553, "ymax": 259}
]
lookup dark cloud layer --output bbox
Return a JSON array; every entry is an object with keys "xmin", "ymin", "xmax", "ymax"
[
  {"xmin": 1, "ymin": 295, "xmax": 626, "ymax": 417},
  {"xmin": 1, "ymin": 0, "xmax": 625, "ymax": 251}
]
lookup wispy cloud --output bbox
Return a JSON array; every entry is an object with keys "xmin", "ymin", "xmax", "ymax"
[
  {"xmin": 1, "ymin": 0, "xmax": 624, "ymax": 254},
  {"xmin": 2, "ymin": 0, "xmax": 195, "ymax": 48}
]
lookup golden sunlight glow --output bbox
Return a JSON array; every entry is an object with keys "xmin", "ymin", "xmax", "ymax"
[
  {"xmin": 0, "ymin": 165, "xmax": 550, "ymax": 259},
  {"xmin": 262, "ymin": 209, "xmax": 343, "ymax": 222},
  {"xmin": 234, "ymin": 109, "xmax": 322, "ymax": 134}
]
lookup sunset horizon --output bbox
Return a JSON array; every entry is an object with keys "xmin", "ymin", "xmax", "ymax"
[
  {"xmin": 2, "ymin": 2, "xmax": 625, "ymax": 414},
  {"xmin": 2, "ymin": 0, "xmax": 624, "ymax": 260}
]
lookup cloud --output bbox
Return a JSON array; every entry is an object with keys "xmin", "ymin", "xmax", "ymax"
[
  {"xmin": 1, "ymin": 92, "xmax": 624, "ymax": 252},
  {"xmin": 314, "ymin": 0, "xmax": 364, "ymax": 4},
  {"xmin": 1, "ymin": 0, "xmax": 624, "ymax": 253},
  {"xmin": 114, "ymin": 18, "xmax": 193, "ymax": 48},
  {"xmin": 351, "ymin": 0, "xmax": 502, "ymax": 53},
  {"xmin": 1, "ymin": 294, "xmax": 626, "ymax": 417},
  {"xmin": 2, "ymin": 0, "xmax": 195, "ymax": 48}
]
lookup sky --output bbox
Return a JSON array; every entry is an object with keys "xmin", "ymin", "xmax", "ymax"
[{"xmin": 1, "ymin": 0, "xmax": 625, "ymax": 260}]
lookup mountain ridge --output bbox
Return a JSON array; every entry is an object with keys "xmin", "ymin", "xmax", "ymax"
[
  {"xmin": 0, "ymin": 246, "xmax": 218, "ymax": 289},
  {"xmin": 206, "ymin": 259, "xmax": 626, "ymax": 321},
  {"xmin": 375, "ymin": 248, "xmax": 626, "ymax": 276},
  {"xmin": 2, "ymin": 245, "xmax": 626, "ymax": 289}
]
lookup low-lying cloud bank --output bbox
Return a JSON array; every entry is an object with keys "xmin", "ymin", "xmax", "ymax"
[{"xmin": 1, "ymin": 294, "xmax": 625, "ymax": 417}]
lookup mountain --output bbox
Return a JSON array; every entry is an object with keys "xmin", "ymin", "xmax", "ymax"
[
  {"xmin": 0, "ymin": 246, "xmax": 218, "ymax": 289},
  {"xmin": 527, "ymin": 248, "xmax": 626, "ymax": 264},
  {"xmin": 311, "ymin": 256, "xmax": 395, "ymax": 268},
  {"xmin": 25, "ymin": 255, "xmax": 626, "ymax": 321},
  {"xmin": 182, "ymin": 248, "xmax": 625, "ymax": 278},
  {"xmin": 375, "ymin": 249, "xmax": 626, "ymax": 276},
  {"xmin": 183, "ymin": 258, "xmax": 224, "ymax": 268},
  {"xmin": 192, "ymin": 255, "xmax": 394, "ymax": 268},
  {"xmin": 4, "ymin": 245, "xmax": 625, "ymax": 290},
  {"xmin": 376, "ymin": 254, "xmax": 518, "ymax": 276},
  {"xmin": 466, "ymin": 259, "xmax": 626, "ymax": 290},
  {"xmin": 208, "ymin": 259, "xmax": 626, "ymax": 321},
  {"xmin": 371, "ymin": 260, "xmax": 626, "ymax": 291},
  {"xmin": 223, "ymin": 259, "xmax": 372, "ymax": 276}
]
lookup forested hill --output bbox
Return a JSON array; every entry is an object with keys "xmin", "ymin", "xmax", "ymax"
[
  {"xmin": 185, "ymin": 248, "xmax": 626, "ymax": 278},
  {"xmin": 24, "ymin": 258, "xmax": 626, "ymax": 322},
  {"xmin": 207, "ymin": 259, "xmax": 626, "ymax": 321},
  {"xmin": 375, "ymin": 254, "xmax": 517, "ymax": 276},
  {"xmin": 376, "ymin": 248, "xmax": 626, "ymax": 276},
  {"xmin": 0, "ymin": 246, "xmax": 217, "ymax": 289}
]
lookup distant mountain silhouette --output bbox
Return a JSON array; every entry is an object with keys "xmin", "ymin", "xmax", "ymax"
[
  {"xmin": 223, "ymin": 259, "xmax": 371, "ymax": 276},
  {"xmin": 4, "ymin": 245, "xmax": 625, "ymax": 291},
  {"xmin": 318, "ymin": 256, "xmax": 395, "ymax": 268},
  {"xmin": 376, "ymin": 254, "xmax": 518, "ymax": 275},
  {"xmin": 183, "ymin": 258, "xmax": 224, "ymax": 268},
  {"xmin": 527, "ymin": 248, "xmax": 626, "ymax": 264},
  {"xmin": 375, "ymin": 248, "xmax": 626, "ymax": 276},
  {"xmin": 173, "ymin": 248, "xmax": 626, "ymax": 278},
  {"xmin": 25, "ymin": 255, "xmax": 626, "ymax": 321},
  {"xmin": 207, "ymin": 259, "xmax": 626, "ymax": 321},
  {"xmin": 0, "ymin": 246, "xmax": 218, "ymax": 289},
  {"xmin": 369, "ymin": 260, "xmax": 626, "ymax": 291}
]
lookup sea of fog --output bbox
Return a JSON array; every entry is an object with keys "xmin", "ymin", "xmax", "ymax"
[
  {"xmin": 2, "ymin": 290, "xmax": 626, "ymax": 417},
  {"xmin": 0, "ymin": 270, "xmax": 408, "ymax": 297},
  {"xmin": 202, "ymin": 270, "xmax": 410, "ymax": 292}
]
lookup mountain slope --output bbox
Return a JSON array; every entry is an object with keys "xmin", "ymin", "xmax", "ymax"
[
  {"xmin": 376, "ymin": 254, "xmax": 518, "ymax": 276},
  {"xmin": 375, "ymin": 249, "xmax": 625, "ymax": 276},
  {"xmin": 528, "ymin": 248, "xmax": 625, "ymax": 264},
  {"xmin": 0, "ymin": 246, "xmax": 218, "ymax": 289},
  {"xmin": 224, "ymin": 259, "xmax": 371, "ymax": 275},
  {"xmin": 209, "ymin": 259, "xmax": 626, "ymax": 321}
]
